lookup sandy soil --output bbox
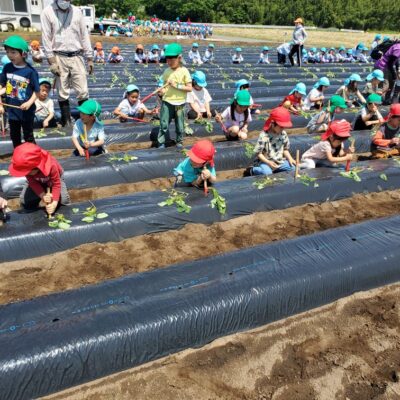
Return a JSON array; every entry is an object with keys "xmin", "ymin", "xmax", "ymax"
[
  {"xmin": 44, "ymin": 282, "xmax": 400, "ymax": 400},
  {"xmin": 1, "ymin": 190, "xmax": 400, "ymax": 305}
]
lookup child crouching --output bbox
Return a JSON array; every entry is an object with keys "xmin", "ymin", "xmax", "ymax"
[
  {"xmin": 34, "ymin": 78, "xmax": 58, "ymax": 129},
  {"xmin": 72, "ymin": 99, "xmax": 106, "ymax": 157},
  {"xmin": 173, "ymin": 140, "xmax": 216, "ymax": 188}
]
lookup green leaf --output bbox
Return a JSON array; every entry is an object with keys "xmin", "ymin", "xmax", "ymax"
[
  {"xmin": 48, "ymin": 220, "xmax": 59, "ymax": 228},
  {"xmin": 380, "ymin": 173, "xmax": 388, "ymax": 181},
  {"xmin": 58, "ymin": 222, "xmax": 71, "ymax": 230},
  {"xmin": 158, "ymin": 201, "xmax": 168, "ymax": 207},
  {"xmin": 96, "ymin": 212, "xmax": 109, "ymax": 219},
  {"xmin": 72, "ymin": 208, "xmax": 80, "ymax": 214},
  {"xmin": 0, "ymin": 170, "xmax": 9, "ymax": 176},
  {"xmin": 81, "ymin": 216, "xmax": 95, "ymax": 223}
]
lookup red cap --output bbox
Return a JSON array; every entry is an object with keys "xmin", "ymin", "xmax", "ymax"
[
  {"xmin": 187, "ymin": 140, "xmax": 216, "ymax": 167},
  {"xmin": 263, "ymin": 107, "xmax": 293, "ymax": 131},
  {"xmin": 321, "ymin": 120, "xmax": 352, "ymax": 141},
  {"xmin": 9, "ymin": 143, "xmax": 52, "ymax": 177},
  {"xmin": 388, "ymin": 104, "xmax": 400, "ymax": 118}
]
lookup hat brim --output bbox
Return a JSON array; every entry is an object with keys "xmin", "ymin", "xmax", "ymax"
[
  {"xmin": 9, "ymin": 149, "xmax": 51, "ymax": 177},
  {"xmin": 194, "ymin": 82, "xmax": 207, "ymax": 87},
  {"xmin": 187, "ymin": 149, "xmax": 207, "ymax": 164},
  {"xmin": 276, "ymin": 120, "xmax": 293, "ymax": 128}
]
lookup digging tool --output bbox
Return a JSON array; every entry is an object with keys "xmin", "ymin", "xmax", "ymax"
[
  {"xmin": 346, "ymin": 138, "xmax": 356, "ymax": 172},
  {"xmin": 83, "ymin": 123, "xmax": 89, "ymax": 161},
  {"xmin": 45, "ymin": 187, "xmax": 53, "ymax": 219},
  {"xmin": 203, "ymin": 166, "xmax": 209, "ymax": 196},
  {"xmin": 0, "ymin": 103, "xmax": 22, "ymax": 110},
  {"xmin": 294, "ymin": 150, "xmax": 300, "ymax": 182},
  {"xmin": 0, "ymin": 114, "xmax": 5, "ymax": 138},
  {"xmin": 141, "ymin": 83, "xmax": 169, "ymax": 104}
]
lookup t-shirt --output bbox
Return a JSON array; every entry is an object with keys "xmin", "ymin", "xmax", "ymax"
[
  {"xmin": 186, "ymin": 88, "xmax": 212, "ymax": 113},
  {"xmin": 280, "ymin": 94, "xmax": 302, "ymax": 108},
  {"xmin": 35, "ymin": 97, "xmax": 54, "ymax": 119},
  {"xmin": 173, "ymin": 157, "xmax": 216, "ymax": 183},
  {"xmin": 221, "ymin": 106, "xmax": 252, "ymax": 128},
  {"xmin": 162, "ymin": 67, "xmax": 191, "ymax": 105},
  {"xmin": 302, "ymin": 140, "xmax": 339, "ymax": 160},
  {"xmin": 0, "ymin": 62, "xmax": 40, "ymax": 121},
  {"xmin": 303, "ymin": 88, "xmax": 323, "ymax": 110},
  {"xmin": 253, "ymin": 131, "xmax": 290, "ymax": 165},
  {"xmin": 72, "ymin": 119, "xmax": 105, "ymax": 147},
  {"xmin": 117, "ymin": 98, "xmax": 144, "ymax": 116}
]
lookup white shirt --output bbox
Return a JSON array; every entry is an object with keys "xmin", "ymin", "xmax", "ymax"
[
  {"xmin": 117, "ymin": 98, "xmax": 144, "ymax": 116},
  {"xmin": 259, "ymin": 52, "xmax": 270, "ymax": 64},
  {"xmin": 221, "ymin": 106, "xmax": 252, "ymax": 128},
  {"xmin": 188, "ymin": 50, "xmax": 202, "ymax": 63},
  {"xmin": 232, "ymin": 54, "xmax": 243, "ymax": 63},
  {"xmin": 302, "ymin": 141, "xmax": 340, "ymax": 161},
  {"xmin": 35, "ymin": 97, "xmax": 54, "ymax": 118},
  {"xmin": 277, "ymin": 43, "xmax": 291, "ymax": 56},
  {"xmin": 203, "ymin": 49, "xmax": 214, "ymax": 63},
  {"xmin": 303, "ymin": 88, "xmax": 323, "ymax": 110},
  {"xmin": 186, "ymin": 87, "xmax": 212, "ymax": 113}
]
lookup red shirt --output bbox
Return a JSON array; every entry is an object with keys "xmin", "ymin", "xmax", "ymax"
[
  {"xmin": 27, "ymin": 157, "xmax": 64, "ymax": 201},
  {"xmin": 280, "ymin": 94, "xmax": 302, "ymax": 108}
]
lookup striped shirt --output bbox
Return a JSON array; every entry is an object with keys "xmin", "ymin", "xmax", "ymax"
[{"xmin": 41, "ymin": 4, "xmax": 93, "ymax": 59}]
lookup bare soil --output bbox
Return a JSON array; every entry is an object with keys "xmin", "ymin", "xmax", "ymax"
[
  {"xmin": 1, "ymin": 190, "xmax": 400, "ymax": 306},
  {"xmin": 44, "ymin": 282, "xmax": 400, "ymax": 400}
]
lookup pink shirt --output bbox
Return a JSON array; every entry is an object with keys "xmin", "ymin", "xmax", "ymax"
[{"xmin": 302, "ymin": 140, "xmax": 343, "ymax": 161}]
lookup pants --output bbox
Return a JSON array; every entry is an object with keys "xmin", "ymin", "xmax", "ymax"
[
  {"xmin": 252, "ymin": 160, "xmax": 294, "ymax": 176},
  {"xmin": 33, "ymin": 115, "xmax": 58, "ymax": 129},
  {"xmin": 289, "ymin": 44, "xmax": 303, "ymax": 67},
  {"xmin": 277, "ymin": 53, "xmax": 286, "ymax": 64},
  {"xmin": 300, "ymin": 159, "xmax": 338, "ymax": 169},
  {"xmin": 55, "ymin": 54, "xmax": 89, "ymax": 101},
  {"xmin": 20, "ymin": 176, "xmax": 70, "ymax": 210},
  {"xmin": 383, "ymin": 68, "xmax": 396, "ymax": 104},
  {"xmin": 9, "ymin": 118, "xmax": 35, "ymax": 148},
  {"xmin": 73, "ymin": 146, "xmax": 105, "ymax": 157},
  {"xmin": 187, "ymin": 109, "xmax": 216, "ymax": 120},
  {"xmin": 158, "ymin": 101, "xmax": 185, "ymax": 146}
]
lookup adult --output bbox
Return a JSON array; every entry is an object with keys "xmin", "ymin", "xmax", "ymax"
[
  {"xmin": 374, "ymin": 42, "xmax": 400, "ymax": 104},
  {"xmin": 111, "ymin": 9, "xmax": 118, "ymax": 20},
  {"xmin": 41, "ymin": 0, "xmax": 93, "ymax": 126},
  {"xmin": 289, "ymin": 18, "xmax": 307, "ymax": 67}
]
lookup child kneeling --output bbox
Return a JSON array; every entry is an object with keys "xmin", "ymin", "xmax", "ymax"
[
  {"xmin": 301, "ymin": 120, "xmax": 354, "ymax": 169},
  {"xmin": 9, "ymin": 142, "xmax": 70, "ymax": 215},
  {"xmin": 249, "ymin": 107, "xmax": 296, "ymax": 176},
  {"xmin": 72, "ymin": 99, "xmax": 105, "ymax": 157},
  {"xmin": 173, "ymin": 140, "xmax": 216, "ymax": 188}
]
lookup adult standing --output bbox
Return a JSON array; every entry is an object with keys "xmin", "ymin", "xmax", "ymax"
[
  {"xmin": 374, "ymin": 42, "xmax": 400, "ymax": 104},
  {"xmin": 41, "ymin": 0, "xmax": 93, "ymax": 126},
  {"xmin": 289, "ymin": 18, "xmax": 307, "ymax": 67}
]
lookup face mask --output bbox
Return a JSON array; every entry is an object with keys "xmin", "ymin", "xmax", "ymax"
[{"xmin": 57, "ymin": 0, "xmax": 71, "ymax": 11}]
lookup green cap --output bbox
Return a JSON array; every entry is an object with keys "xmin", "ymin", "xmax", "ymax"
[
  {"xmin": 329, "ymin": 95, "xmax": 347, "ymax": 112},
  {"xmin": 233, "ymin": 90, "xmax": 251, "ymax": 106},
  {"xmin": 367, "ymin": 93, "xmax": 382, "ymax": 104},
  {"xmin": 4, "ymin": 35, "xmax": 29, "ymax": 52},
  {"xmin": 165, "ymin": 43, "xmax": 182, "ymax": 57},
  {"xmin": 77, "ymin": 99, "xmax": 103, "ymax": 123}
]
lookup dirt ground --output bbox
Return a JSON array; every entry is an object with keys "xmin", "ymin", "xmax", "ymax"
[
  {"xmin": 44, "ymin": 282, "xmax": 400, "ymax": 400},
  {"xmin": 1, "ymin": 189, "xmax": 400, "ymax": 305}
]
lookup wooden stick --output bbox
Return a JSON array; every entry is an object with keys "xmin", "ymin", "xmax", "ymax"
[
  {"xmin": 0, "ymin": 114, "xmax": 5, "ymax": 138},
  {"xmin": 346, "ymin": 137, "xmax": 355, "ymax": 172},
  {"xmin": 83, "ymin": 123, "xmax": 89, "ymax": 161},
  {"xmin": 45, "ymin": 187, "xmax": 53, "ymax": 219},
  {"xmin": 141, "ymin": 83, "xmax": 169, "ymax": 104},
  {"xmin": 0, "ymin": 103, "xmax": 22, "ymax": 110},
  {"xmin": 294, "ymin": 150, "xmax": 300, "ymax": 181},
  {"xmin": 203, "ymin": 166, "xmax": 209, "ymax": 196}
]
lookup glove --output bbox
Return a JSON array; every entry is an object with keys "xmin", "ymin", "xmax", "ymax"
[
  {"xmin": 48, "ymin": 57, "xmax": 61, "ymax": 76},
  {"xmin": 87, "ymin": 59, "xmax": 94, "ymax": 75}
]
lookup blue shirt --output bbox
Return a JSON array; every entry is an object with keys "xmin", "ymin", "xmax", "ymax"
[
  {"xmin": 173, "ymin": 157, "xmax": 216, "ymax": 183},
  {"xmin": 73, "ymin": 119, "xmax": 105, "ymax": 147},
  {"xmin": 0, "ymin": 62, "xmax": 40, "ymax": 121}
]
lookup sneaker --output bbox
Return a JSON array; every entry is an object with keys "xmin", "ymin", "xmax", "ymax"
[
  {"xmin": 158, "ymin": 144, "xmax": 165, "ymax": 149},
  {"xmin": 243, "ymin": 166, "xmax": 253, "ymax": 177},
  {"xmin": 176, "ymin": 143, "xmax": 184, "ymax": 149}
]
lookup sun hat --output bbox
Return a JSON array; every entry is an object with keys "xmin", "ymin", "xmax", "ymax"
[
  {"xmin": 375, "ymin": 34, "xmax": 382, "ymax": 40},
  {"xmin": 344, "ymin": 73, "xmax": 362, "ymax": 85},
  {"xmin": 366, "ymin": 93, "xmax": 382, "ymax": 104},
  {"xmin": 289, "ymin": 82, "xmax": 307, "ymax": 96},
  {"xmin": 232, "ymin": 90, "xmax": 251, "ymax": 106},
  {"xmin": 77, "ymin": 99, "xmax": 103, "ymax": 124},
  {"xmin": 4, "ymin": 35, "xmax": 29, "ymax": 52},
  {"xmin": 111, "ymin": 46, "xmax": 120, "ymax": 54},
  {"xmin": 30, "ymin": 40, "xmax": 40, "ymax": 50},
  {"xmin": 9, "ymin": 143, "xmax": 52, "ymax": 177},
  {"xmin": 314, "ymin": 77, "xmax": 330, "ymax": 88},
  {"xmin": 151, "ymin": 44, "xmax": 159, "ymax": 51},
  {"xmin": 192, "ymin": 43, "xmax": 199, "ymax": 48},
  {"xmin": 208, "ymin": 43, "xmax": 215, "ymax": 48},
  {"xmin": 136, "ymin": 44, "xmax": 144, "ymax": 51},
  {"xmin": 165, "ymin": 43, "xmax": 182, "ymax": 57},
  {"xmin": 366, "ymin": 69, "xmax": 384, "ymax": 82},
  {"xmin": 235, "ymin": 47, "xmax": 242, "ymax": 52},
  {"xmin": 320, "ymin": 47, "xmax": 327, "ymax": 52},
  {"xmin": 126, "ymin": 84, "xmax": 140, "ymax": 93},
  {"xmin": 263, "ymin": 107, "xmax": 293, "ymax": 131},
  {"xmin": 187, "ymin": 140, "xmax": 216, "ymax": 167},
  {"xmin": 294, "ymin": 18, "xmax": 303, "ymax": 24},
  {"xmin": 387, "ymin": 104, "xmax": 400, "ymax": 118},
  {"xmin": 329, "ymin": 95, "xmax": 348, "ymax": 113},
  {"xmin": 95, "ymin": 42, "xmax": 102, "ymax": 50},
  {"xmin": 263, "ymin": 46, "xmax": 269, "ymax": 51},
  {"xmin": 192, "ymin": 71, "xmax": 207, "ymax": 87},
  {"xmin": 321, "ymin": 120, "xmax": 352, "ymax": 141}
]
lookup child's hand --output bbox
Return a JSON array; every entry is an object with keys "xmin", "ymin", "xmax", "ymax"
[
  {"xmin": 206, "ymin": 111, "xmax": 212, "ymax": 119},
  {"xmin": 215, "ymin": 114, "xmax": 222, "ymax": 123},
  {"xmin": 20, "ymin": 102, "xmax": 32, "ymax": 111},
  {"xmin": 268, "ymin": 161, "xmax": 279, "ymax": 170},
  {"xmin": 345, "ymin": 154, "xmax": 354, "ymax": 161},
  {"xmin": 391, "ymin": 138, "xmax": 400, "ymax": 145},
  {"xmin": 43, "ymin": 192, "xmax": 53, "ymax": 204},
  {"xmin": 167, "ymin": 79, "xmax": 176, "ymax": 88},
  {"xmin": 288, "ymin": 157, "xmax": 296, "ymax": 166},
  {"xmin": 238, "ymin": 131, "xmax": 248, "ymax": 140},
  {"xmin": 78, "ymin": 148, "xmax": 86, "ymax": 157},
  {"xmin": 83, "ymin": 140, "xmax": 90, "ymax": 149},
  {"xmin": 0, "ymin": 105, "xmax": 4, "ymax": 115},
  {"xmin": 43, "ymin": 120, "xmax": 49, "ymax": 128},
  {"xmin": 46, "ymin": 200, "xmax": 58, "ymax": 215},
  {"xmin": 151, "ymin": 108, "xmax": 159, "ymax": 115},
  {"xmin": 0, "ymin": 197, "xmax": 7, "ymax": 209},
  {"xmin": 201, "ymin": 168, "xmax": 211, "ymax": 180}
]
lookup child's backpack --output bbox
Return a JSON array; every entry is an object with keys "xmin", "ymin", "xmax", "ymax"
[{"xmin": 371, "ymin": 40, "xmax": 400, "ymax": 60}]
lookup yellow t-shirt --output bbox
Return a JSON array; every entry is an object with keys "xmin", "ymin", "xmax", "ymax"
[{"xmin": 162, "ymin": 66, "xmax": 191, "ymax": 105}]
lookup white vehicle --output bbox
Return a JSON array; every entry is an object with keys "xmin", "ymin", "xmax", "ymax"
[
  {"xmin": 79, "ymin": 5, "xmax": 95, "ymax": 32},
  {"xmin": 0, "ymin": 0, "xmax": 43, "ymax": 31}
]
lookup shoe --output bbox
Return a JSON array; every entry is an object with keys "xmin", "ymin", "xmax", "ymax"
[
  {"xmin": 158, "ymin": 144, "xmax": 165, "ymax": 149},
  {"xmin": 243, "ymin": 166, "xmax": 253, "ymax": 177},
  {"xmin": 59, "ymin": 100, "xmax": 73, "ymax": 127},
  {"xmin": 176, "ymin": 143, "xmax": 184, "ymax": 149}
]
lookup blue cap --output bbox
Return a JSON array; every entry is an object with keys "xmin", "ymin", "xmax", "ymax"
[
  {"xmin": 192, "ymin": 42, "xmax": 199, "ymax": 48},
  {"xmin": 126, "ymin": 84, "xmax": 139, "ymax": 93},
  {"xmin": 339, "ymin": 46, "xmax": 346, "ymax": 51},
  {"xmin": 191, "ymin": 70, "xmax": 207, "ymax": 87},
  {"xmin": 151, "ymin": 44, "xmax": 159, "ymax": 51},
  {"xmin": 262, "ymin": 46, "xmax": 269, "ymax": 51},
  {"xmin": 302, "ymin": 48, "xmax": 307, "ymax": 55},
  {"xmin": 235, "ymin": 79, "xmax": 250, "ymax": 89},
  {"xmin": 208, "ymin": 43, "xmax": 215, "ymax": 48},
  {"xmin": 375, "ymin": 34, "xmax": 382, "ymax": 40},
  {"xmin": 236, "ymin": 47, "xmax": 242, "ymax": 52},
  {"xmin": 383, "ymin": 36, "xmax": 390, "ymax": 41},
  {"xmin": 347, "ymin": 49, "xmax": 353, "ymax": 54},
  {"xmin": 311, "ymin": 47, "xmax": 317, "ymax": 52},
  {"xmin": 314, "ymin": 77, "xmax": 330, "ymax": 88},
  {"xmin": 320, "ymin": 47, "xmax": 327, "ymax": 52},
  {"xmin": 289, "ymin": 82, "xmax": 307, "ymax": 96},
  {"xmin": 344, "ymin": 73, "xmax": 362, "ymax": 85},
  {"xmin": 366, "ymin": 69, "xmax": 384, "ymax": 82}
]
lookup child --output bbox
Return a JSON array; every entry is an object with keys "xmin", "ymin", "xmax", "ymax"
[
  {"xmin": 363, "ymin": 69, "xmax": 388, "ymax": 98},
  {"xmin": 344, "ymin": 49, "xmax": 355, "ymax": 63},
  {"xmin": 258, "ymin": 47, "xmax": 270, "ymax": 64},
  {"xmin": 307, "ymin": 95, "xmax": 347, "ymax": 134},
  {"xmin": 358, "ymin": 47, "xmax": 370, "ymax": 63},
  {"xmin": 353, "ymin": 94, "xmax": 385, "ymax": 131},
  {"xmin": 30, "ymin": 40, "xmax": 44, "ymax": 63},
  {"xmin": 72, "ymin": 99, "xmax": 106, "ymax": 157},
  {"xmin": 0, "ymin": 35, "xmax": 40, "ymax": 148},
  {"xmin": 173, "ymin": 139, "xmax": 216, "ymax": 187},
  {"xmin": 114, "ymin": 84, "xmax": 155, "ymax": 122},
  {"xmin": 158, "ymin": 43, "xmax": 192, "ymax": 149},
  {"xmin": 94, "ymin": 42, "xmax": 105, "ymax": 63},
  {"xmin": 303, "ymin": 77, "xmax": 330, "ymax": 111},
  {"xmin": 186, "ymin": 71, "xmax": 216, "ymax": 120},
  {"xmin": 337, "ymin": 46, "xmax": 346, "ymax": 62},
  {"xmin": 9, "ymin": 142, "xmax": 70, "ymax": 215},
  {"xmin": 234, "ymin": 79, "xmax": 259, "ymax": 114},
  {"xmin": 148, "ymin": 45, "xmax": 160, "ymax": 63},
  {"xmin": 107, "ymin": 46, "xmax": 123, "ymax": 63},
  {"xmin": 353, "ymin": 43, "xmax": 365, "ymax": 60},
  {"xmin": 34, "ymin": 78, "xmax": 57, "ymax": 129},
  {"xmin": 249, "ymin": 107, "xmax": 295, "ymax": 176},
  {"xmin": 307, "ymin": 47, "xmax": 318, "ymax": 63},
  {"xmin": 371, "ymin": 34, "xmax": 381, "ymax": 50},
  {"xmin": 371, "ymin": 104, "xmax": 400, "ymax": 158},
  {"xmin": 134, "ymin": 44, "xmax": 147, "ymax": 63},
  {"xmin": 215, "ymin": 91, "xmax": 252, "ymax": 140},
  {"xmin": 277, "ymin": 42, "xmax": 291, "ymax": 64},
  {"xmin": 232, "ymin": 48, "xmax": 243, "ymax": 64},
  {"xmin": 327, "ymin": 48, "xmax": 336, "ymax": 63},
  {"xmin": 319, "ymin": 48, "xmax": 329, "ymax": 63},
  {"xmin": 203, "ymin": 44, "xmax": 215, "ymax": 63},
  {"xmin": 280, "ymin": 82, "xmax": 306, "ymax": 114},
  {"xmin": 188, "ymin": 43, "xmax": 203, "ymax": 65},
  {"xmin": 336, "ymin": 74, "xmax": 366, "ymax": 108},
  {"xmin": 301, "ymin": 120, "xmax": 354, "ymax": 169}
]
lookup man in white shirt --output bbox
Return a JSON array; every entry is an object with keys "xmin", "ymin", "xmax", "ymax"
[{"xmin": 41, "ymin": 0, "xmax": 93, "ymax": 126}]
